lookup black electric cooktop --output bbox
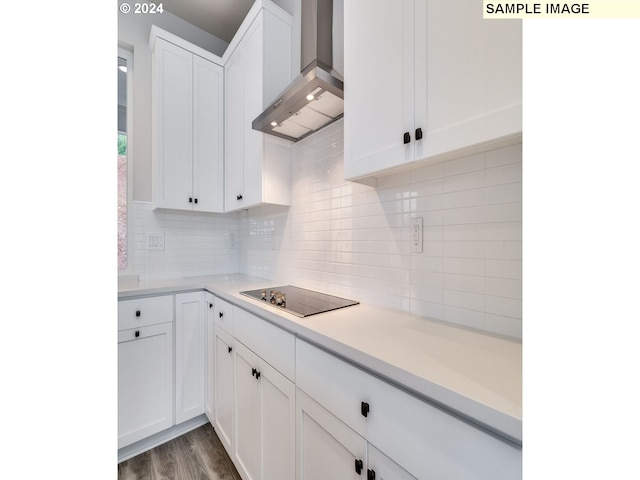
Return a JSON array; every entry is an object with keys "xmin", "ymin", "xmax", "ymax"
[{"xmin": 240, "ymin": 285, "xmax": 359, "ymax": 317}]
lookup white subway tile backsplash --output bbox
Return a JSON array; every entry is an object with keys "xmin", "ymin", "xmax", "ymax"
[
  {"xmin": 485, "ymin": 259, "xmax": 522, "ymax": 279},
  {"xmin": 442, "ymin": 169, "xmax": 485, "ymax": 193}
]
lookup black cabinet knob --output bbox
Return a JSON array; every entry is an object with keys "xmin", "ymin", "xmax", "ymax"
[
  {"xmin": 237, "ymin": 194, "xmax": 243, "ymax": 200},
  {"xmin": 367, "ymin": 469, "xmax": 376, "ymax": 480},
  {"xmin": 361, "ymin": 401, "xmax": 370, "ymax": 418},
  {"xmin": 252, "ymin": 367, "xmax": 257, "ymax": 377},
  {"xmin": 189, "ymin": 197, "xmax": 193, "ymax": 203},
  {"xmin": 228, "ymin": 346, "xmax": 233, "ymax": 353},
  {"xmin": 219, "ymin": 312, "xmax": 224, "ymax": 318},
  {"xmin": 135, "ymin": 310, "xmax": 141, "ymax": 317},
  {"xmin": 256, "ymin": 370, "xmax": 261, "ymax": 380},
  {"xmin": 403, "ymin": 131, "xmax": 411, "ymax": 144},
  {"xmin": 135, "ymin": 330, "xmax": 140, "ymax": 338},
  {"xmin": 194, "ymin": 198, "xmax": 198, "ymax": 204},
  {"xmin": 208, "ymin": 302, "xmax": 213, "ymax": 309},
  {"xmin": 355, "ymin": 459, "xmax": 364, "ymax": 475},
  {"xmin": 415, "ymin": 127, "xmax": 423, "ymax": 140}
]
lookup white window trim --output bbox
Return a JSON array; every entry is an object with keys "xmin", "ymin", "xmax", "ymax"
[{"xmin": 118, "ymin": 47, "xmax": 134, "ymax": 277}]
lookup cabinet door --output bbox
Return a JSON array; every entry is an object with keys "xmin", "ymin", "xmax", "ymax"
[
  {"xmin": 234, "ymin": 342, "xmax": 262, "ymax": 480},
  {"xmin": 192, "ymin": 55, "xmax": 224, "ymax": 213},
  {"xmin": 296, "ymin": 389, "xmax": 367, "ymax": 480},
  {"xmin": 175, "ymin": 292, "xmax": 205, "ymax": 424},
  {"xmin": 367, "ymin": 445, "xmax": 417, "ymax": 480},
  {"xmin": 424, "ymin": 0, "xmax": 521, "ymax": 158},
  {"xmin": 225, "ymin": 50, "xmax": 246, "ymax": 210},
  {"xmin": 205, "ymin": 294, "xmax": 215, "ymax": 424},
  {"xmin": 154, "ymin": 38, "xmax": 193, "ymax": 209},
  {"xmin": 261, "ymin": 354, "xmax": 295, "ymax": 480},
  {"xmin": 118, "ymin": 323, "xmax": 173, "ymax": 448},
  {"xmin": 344, "ymin": 0, "xmax": 417, "ymax": 180},
  {"xmin": 214, "ymin": 327, "xmax": 235, "ymax": 455},
  {"xmin": 241, "ymin": 16, "xmax": 265, "ymax": 208}
]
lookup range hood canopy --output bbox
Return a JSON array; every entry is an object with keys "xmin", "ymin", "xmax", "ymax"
[{"xmin": 252, "ymin": 0, "xmax": 344, "ymax": 143}]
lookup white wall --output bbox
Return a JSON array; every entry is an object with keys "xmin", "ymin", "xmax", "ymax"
[
  {"xmin": 118, "ymin": 9, "xmax": 228, "ymax": 202},
  {"xmin": 240, "ymin": 120, "xmax": 523, "ymax": 339}
]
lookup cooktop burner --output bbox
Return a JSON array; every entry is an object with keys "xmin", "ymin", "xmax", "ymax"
[{"xmin": 240, "ymin": 285, "xmax": 359, "ymax": 317}]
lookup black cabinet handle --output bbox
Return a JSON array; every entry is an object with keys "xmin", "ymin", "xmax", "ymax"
[
  {"xmin": 252, "ymin": 368, "xmax": 257, "ymax": 377},
  {"xmin": 208, "ymin": 302, "xmax": 213, "ymax": 309},
  {"xmin": 403, "ymin": 131, "xmax": 411, "ymax": 144},
  {"xmin": 361, "ymin": 401, "xmax": 370, "ymax": 418},
  {"xmin": 219, "ymin": 312, "xmax": 224, "ymax": 318},
  {"xmin": 228, "ymin": 346, "xmax": 233, "ymax": 353},
  {"xmin": 135, "ymin": 310, "xmax": 141, "ymax": 317},
  {"xmin": 367, "ymin": 469, "xmax": 376, "ymax": 480},
  {"xmin": 256, "ymin": 370, "xmax": 261, "ymax": 380},
  {"xmin": 135, "ymin": 330, "xmax": 140, "ymax": 338},
  {"xmin": 189, "ymin": 197, "xmax": 193, "ymax": 203},
  {"xmin": 194, "ymin": 198, "xmax": 198, "ymax": 204},
  {"xmin": 237, "ymin": 194, "xmax": 243, "ymax": 200},
  {"xmin": 415, "ymin": 127, "xmax": 423, "ymax": 140},
  {"xmin": 355, "ymin": 459, "xmax": 364, "ymax": 475}
]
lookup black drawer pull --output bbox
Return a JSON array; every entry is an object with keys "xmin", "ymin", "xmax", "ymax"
[
  {"xmin": 367, "ymin": 469, "xmax": 376, "ymax": 480},
  {"xmin": 135, "ymin": 330, "xmax": 140, "ymax": 338},
  {"xmin": 252, "ymin": 368, "xmax": 257, "ymax": 377},
  {"xmin": 135, "ymin": 310, "xmax": 141, "ymax": 317},
  {"xmin": 403, "ymin": 131, "xmax": 411, "ymax": 144},
  {"xmin": 228, "ymin": 346, "xmax": 233, "ymax": 354},
  {"xmin": 355, "ymin": 459, "xmax": 363, "ymax": 475},
  {"xmin": 361, "ymin": 401, "xmax": 370, "ymax": 417},
  {"xmin": 237, "ymin": 194, "xmax": 243, "ymax": 200},
  {"xmin": 189, "ymin": 197, "xmax": 193, "ymax": 203},
  {"xmin": 415, "ymin": 127, "xmax": 423, "ymax": 140},
  {"xmin": 208, "ymin": 302, "xmax": 213, "ymax": 309},
  {"xmin": 219, "ymin": 312, "xmax": 224, "ymax": 318},
  {"xmin": 194, "ymin": 198, "xmax": 198, "ymax": 204}
]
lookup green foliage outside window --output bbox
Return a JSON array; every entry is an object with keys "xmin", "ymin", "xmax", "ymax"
[{"xmin": 118, "ymin": 133, "xmax": 127, "ymax": 155}]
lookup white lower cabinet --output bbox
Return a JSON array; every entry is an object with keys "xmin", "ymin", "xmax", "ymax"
[
  {"xmin": 234, "ymin": 339, "xmax": 295, "ymax": 480},
  {"xmin": 118, "ymin": 296, "xmax": 174, "ymax": 449},
  {"xmin": 296, "ymin": 389, "xmax": 367, "ymax": 480},
  {"xmin": 214, "ymin": 325, "xmax": 236, "ymax": 455},
  {"xmin": 296, "ymin": 389, "xmax": 414, "ymax": 480},
  {"xmin": 296, "ymin": 339, "xmax": 522, "ymax": 480},
  {"xmin": 175, "ymin": 292, "xmax": 206, "ymax": 424}
]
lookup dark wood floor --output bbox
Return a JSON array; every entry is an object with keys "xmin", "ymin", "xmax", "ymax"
[{"xmin": 118, "ymin": 424, "xmax": 241, "ymax": 480}]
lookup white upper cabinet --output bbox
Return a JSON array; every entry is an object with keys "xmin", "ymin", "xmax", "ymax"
[
  {"xmin": 223, "ymin": 1, "xmax": 293, "ymax": 212},
  {"xmin": 151, "ymin": 29, "xmax": 224, "ymax": 212},
  {"xmin": 344, "ymin": 0, "xmax": 522, "ymax": 183}
]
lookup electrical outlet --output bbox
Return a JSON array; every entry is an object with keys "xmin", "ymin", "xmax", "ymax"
[
  {"xmin": 411, "ymin": 217, "xmax": 423, "ymax": 253},
  {"xmin": 147, "ymin": 233, "xmax": 165, "ymax": 250}
]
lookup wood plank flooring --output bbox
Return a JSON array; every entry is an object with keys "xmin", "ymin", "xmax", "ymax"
[{"xmin": 118, "ymin": 424, "xmax": 241, "ymax": 480}]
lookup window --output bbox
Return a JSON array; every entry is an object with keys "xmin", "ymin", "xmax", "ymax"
[{"xmin": 118, "ymin": 49, "xmax": 133, "ymax": 272}]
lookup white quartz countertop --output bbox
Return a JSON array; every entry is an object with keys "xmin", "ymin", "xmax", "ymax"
[{"xmin": 119, "ymin": 274, "xmax": 522, "ymax": 444}]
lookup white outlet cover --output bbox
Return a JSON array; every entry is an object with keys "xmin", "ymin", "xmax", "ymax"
[{"xmin": 147, "ymin": 233, "xmax": 165, "ymax": 250}]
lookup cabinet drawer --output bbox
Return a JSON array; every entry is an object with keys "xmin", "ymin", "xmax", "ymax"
[
  {"xmin": 118, "ymin": 295, "xmax": 174, "ymax": 331},
  {"xmin": 213, "ymin": 296, "xmax": 233, "ymax": 333},
  {"xmin": 233, "ymin": 306, "xmax": 295, "ymax": 381},
  {"xmin": 296, "ymin": 339, "xmax": 521, "ymax": 480}
]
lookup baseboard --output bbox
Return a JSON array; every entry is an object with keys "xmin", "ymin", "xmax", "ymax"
[{"xmin": 118, "ymin": 414, "xmax": 210, "ymax": 463}]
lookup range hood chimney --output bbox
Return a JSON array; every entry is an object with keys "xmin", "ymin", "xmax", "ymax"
[{"xmin": 252, "ymin": 0, "xmax": 344, "ymax": 142}]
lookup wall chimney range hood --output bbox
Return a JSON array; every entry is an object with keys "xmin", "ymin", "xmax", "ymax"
[{"xmin": 252, "ymin": 0, "xmax": 344, "ymax": 142}]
